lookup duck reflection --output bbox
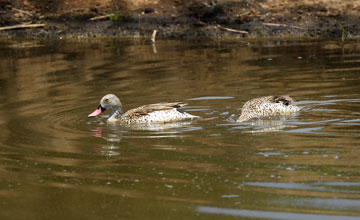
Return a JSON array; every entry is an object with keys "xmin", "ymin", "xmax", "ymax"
[
  {"xmin": 91, "ymin": 126, "xmax": 123, "ymax": 156},
  {"xmin": 243, "ymin": 117, "xmax": 291, "ymax": 133},
  {"xmin": 229, "ymin": 114, "xmax": 298, "ymax": 133},
  {"xmin": 91, "ymin": 120, "xmax": 199, "ymax": 155}
]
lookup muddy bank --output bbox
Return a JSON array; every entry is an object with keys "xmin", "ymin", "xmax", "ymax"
[{"xmin": 0, "ymin": 0, "xmax": 360, "ymax": 39}]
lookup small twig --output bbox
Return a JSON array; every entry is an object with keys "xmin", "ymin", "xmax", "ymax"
[
  {"xmin": 216, "ymin": 24, "xmax": 248, "ymax": 34},
  {"xmin": 192, "ymin": 18, "xmax": 206, "ymax": 26},
  {"xmin": 13, "ymin": 8, "xmax": 33, "ymax": 17},
  {"xmin": 335, "ymin": 20, "xmax": 345, "ymax": 43},
  {"xmin": 263, "ymin": 22, "xmax": 304, "ymax": 29},
  {"xmin": 151, "ymin": 29, "xmax": 157, "ymax": 43},
  {"xmin": 238, "ymin": 11, "xmax": 251, "ymax": 17},
  {"xmin": 0, "ymin": 23, "xmax": 45, "ymax": 31},
  {"xmin": 89, "ymin": 14, "xmax": 114, "ymax": 21}
]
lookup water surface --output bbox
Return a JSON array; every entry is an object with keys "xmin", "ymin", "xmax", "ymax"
[{"xmin": 0, "ymin": 38, "xmax": 359, "ymax": 219}]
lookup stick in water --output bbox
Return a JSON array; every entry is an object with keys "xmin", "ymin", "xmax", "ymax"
[{"xmin": 151, "ymin": 30, "xmax": 157, "ymax": 43}]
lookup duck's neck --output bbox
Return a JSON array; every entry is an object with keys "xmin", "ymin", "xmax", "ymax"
[{"xmin": 108, "ymin": 106, "xmax": 122, "ymax": 122}]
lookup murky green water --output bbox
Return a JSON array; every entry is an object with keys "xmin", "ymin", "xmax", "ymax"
[{"xmin": 0, "ymin": 38, "xmax": 359, "ymax": 220}]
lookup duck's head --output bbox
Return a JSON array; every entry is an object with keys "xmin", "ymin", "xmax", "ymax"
[
  {"xmin": 88, "ymin": 94, "xmax": 122, "ymax": 117},
  {"xmin": 273, "ymin": 95, "xmax": 293, "ymax": 106}
]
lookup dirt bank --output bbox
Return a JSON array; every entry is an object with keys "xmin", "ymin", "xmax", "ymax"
[{"xmin": 0, "ymin": 0, "xmax": 359, "ymax": 39}]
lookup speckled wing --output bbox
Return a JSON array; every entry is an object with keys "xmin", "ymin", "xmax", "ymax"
[{"xmin": 121, "ymin": 102, "xmax": 188, "ymax": 118}]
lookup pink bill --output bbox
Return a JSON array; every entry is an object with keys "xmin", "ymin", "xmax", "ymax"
[{"xmin": 88, "ymin": 108, "xmax": 102, "ymax": 117}]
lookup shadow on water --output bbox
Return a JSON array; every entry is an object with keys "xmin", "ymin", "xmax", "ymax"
[{"xmin": 0, "ymin": 38, "xmax": 359, "ymax": 219}]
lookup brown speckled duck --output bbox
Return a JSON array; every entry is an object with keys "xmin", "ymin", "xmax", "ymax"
[
  {"xmin": 88, "ymin": 94, "xmax": 199, "ymax": 123},
  {"xmin": 237, "ymin": 95, "xmax": 300, "ymax": 122}
]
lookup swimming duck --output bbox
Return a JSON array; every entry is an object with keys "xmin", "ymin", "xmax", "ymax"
[
  {"xmin": 237, "ymin": 95, "xmax": 300, "ymax": 122},
  {"xmin": 88, "ymin": 94, "xmax": 199, "ymax": 123}
]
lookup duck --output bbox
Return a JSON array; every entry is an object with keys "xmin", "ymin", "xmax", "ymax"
[
  {"xmin": 88, "ymin": 94, "xmax": 199, "ymax": 124},
  {"xmin": 237, "ymin": 95, "xmax": 300, "ymax": 122}
]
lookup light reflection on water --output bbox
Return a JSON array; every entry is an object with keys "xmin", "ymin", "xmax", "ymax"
[{"xmin": 0, "ymin": 38, "xmax": 359, "ymax": 219}]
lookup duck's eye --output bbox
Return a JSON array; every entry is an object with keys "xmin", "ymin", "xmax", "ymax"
[
  {"xmin": 105, "ymin": 98, "xmax": 109, "ymax": 102},
  {"xmin": 284, "ymin": 102, "xmax": 289, "ymax": 106}
]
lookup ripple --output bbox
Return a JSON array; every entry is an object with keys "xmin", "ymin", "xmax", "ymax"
[
  {"xmin": 244, "ymin": 182, "xmax": 360, "ymax": 194},
  {"xmin": 197, "ymin": 206, "xmax": 360, "ymax": 220},
  {"xmin": 187, "ymin": 96, "xmax": 234, "ymax": 101}
]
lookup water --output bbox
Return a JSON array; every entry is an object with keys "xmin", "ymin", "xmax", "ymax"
[{"xmin": 0, "ymin": 38, "xmax": 359, "ymax": 220}]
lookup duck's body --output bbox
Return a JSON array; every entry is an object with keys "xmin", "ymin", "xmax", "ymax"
[
  {"xmin": 89, "ymin": 94, "xmax": 199, "ymax": 124},
  {"xmin": 237, "ymin": 95, "xmax": 300, "ymax": 122},
  {"xmin": 108, "ymin": 102, "xmax": 198, "ymax": 124}
]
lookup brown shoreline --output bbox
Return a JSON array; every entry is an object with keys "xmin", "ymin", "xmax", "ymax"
[{"xmin": 0, "ymin": 0, "xmax": 359, "ymax": 39}]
